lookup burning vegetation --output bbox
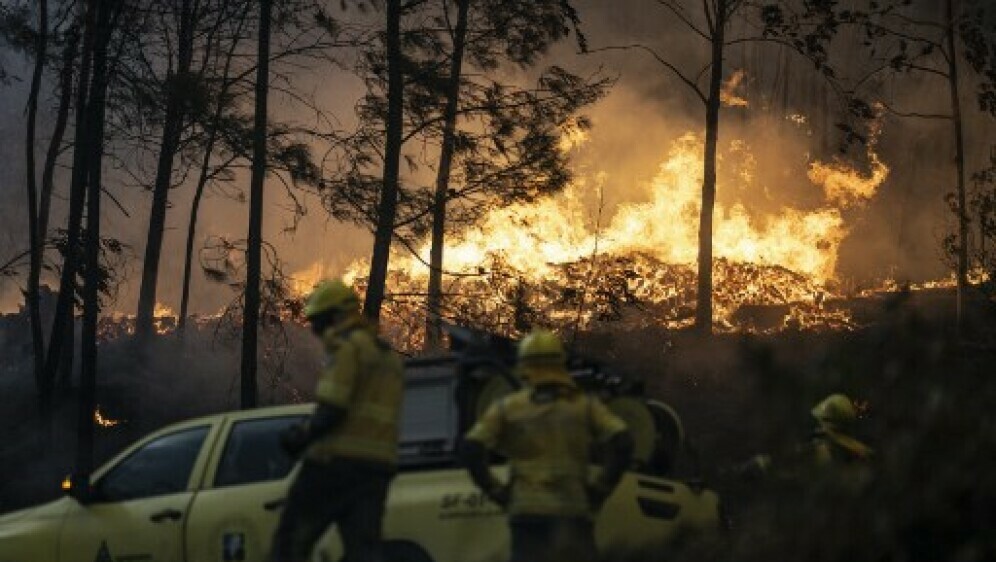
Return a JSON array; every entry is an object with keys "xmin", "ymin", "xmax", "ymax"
[
  {"xmin": 96, "ymin": 302, "xmax": 179, "ymax": 342},
  {"xmin": 321, "ymin": 130, "xmax": 891, "ymax": 351}
]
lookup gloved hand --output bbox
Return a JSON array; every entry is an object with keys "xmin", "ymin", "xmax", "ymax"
[
  {"xmin": 727, "ymin": 454, "xmax": 771, "ymax": 480},
  {"xmin": 279, "ymin": 423, "xmax": 310, "ymax": 458},
  {"xmin": 485, "ymin": 482, "xmax": 511, "ymax": 508}
]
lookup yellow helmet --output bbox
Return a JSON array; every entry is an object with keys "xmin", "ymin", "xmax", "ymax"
[
  {"xmin": 517, "ymin": 329, "xmax": 573, "ymax": 387},
  {"xmin": 517, "ymin": 329, "xmax": 567, "ymax": 367},
  {"xmin": 303, "ymin": 279, "xmax": 360, "ymax": 318},
  {"xmin": 811, "ymin": 393, "xmax": 858, "ymax": 428}
]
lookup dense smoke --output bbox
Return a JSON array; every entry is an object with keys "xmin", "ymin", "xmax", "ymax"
[{"xmin": 0, "ymin": 0, "xmax": 991, "ymax": 315}]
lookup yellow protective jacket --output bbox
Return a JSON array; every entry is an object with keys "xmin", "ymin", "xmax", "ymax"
[
  {"xmin": 305, "ymin": 320, "xmax": 404, "ymax": 468},
  {"xmin": 812, "ymin": 428, "xmax": 873, "ymax": 465},
  {"xmin": 465, "ymin": 384, "xmax": 627, "ymax": 517}
]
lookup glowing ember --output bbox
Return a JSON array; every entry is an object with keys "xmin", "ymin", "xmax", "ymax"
[
  {"xmin": 787, "ymin": 114, "xmax": 808, "ymax": 126},
  {"xmin": 96, "ymin": 301, "xmax": 179, "ymax": 341},
  {"xmin": 94, "ymin": 405, "xmax": 122, "ymax": 427},
  {"xmin": 152, "ymin": 302, "xmax": 177, "ymax": 335},
  {"xmin": 153, "ymin": 302, "xmax": 175, "ymax": 318}
]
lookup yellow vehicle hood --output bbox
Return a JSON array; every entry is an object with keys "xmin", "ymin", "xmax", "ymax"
[{"xmin": 0, "ymin": 497, "xmax": 70, "ymax": 527}]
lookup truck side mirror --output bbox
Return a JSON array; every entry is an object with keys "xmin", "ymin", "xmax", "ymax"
[{"xmin": 62, "ymin": 472, "xmax": 95, "ymax": 504}]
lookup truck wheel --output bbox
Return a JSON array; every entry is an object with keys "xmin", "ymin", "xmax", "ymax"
[{"xmin": 383, "ymin": 540, "xmax": 434, "ymax": 562}]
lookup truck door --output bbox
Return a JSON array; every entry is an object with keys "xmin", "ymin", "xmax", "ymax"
[
  {"xmin": 57, "ymin": 425, "xmax": 213, "ymax": 562},
  {"xmin": 185, "ymin": 413, "xmax": 308, "ymax": 562}
]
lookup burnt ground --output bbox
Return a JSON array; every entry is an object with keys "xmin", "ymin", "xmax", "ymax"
[{"xmin": 1, "ymin": 287, "xmax": 996, "ymax": 561}]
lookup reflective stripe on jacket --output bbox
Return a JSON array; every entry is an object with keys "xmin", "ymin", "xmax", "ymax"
[
  {"xmin": 466, "ymin": 385, "xmax": 627, "ymax": 517},
  {"xmin": 305, "ymin": 324, "xmax": 404, "ymax": 467}
]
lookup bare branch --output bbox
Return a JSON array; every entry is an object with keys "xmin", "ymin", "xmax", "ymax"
[
  {"xmin": 880, "ymin": 99, "xmax": 953, "ymax": 121},
  {"xmin": 655, "ymin": 0, "xmax": 710, "ymax": 41},
  {"xmin": 586, "ymin": 44, "xmax": 707, "ymax": 105},
  {"xmin": 702, "ymin": 0, "xmax": 716, "ymax": 35}
]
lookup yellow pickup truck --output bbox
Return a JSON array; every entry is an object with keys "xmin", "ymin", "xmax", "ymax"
[{"xmin": 0, "ymin": 365, "xmax": 720, "ymax": 562}]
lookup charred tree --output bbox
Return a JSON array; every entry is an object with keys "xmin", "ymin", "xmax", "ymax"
[
  {"xmin": 179, "ymin": 3, "xmax": 252, "ymax": 335},
  {"xmin": 696, "ymin": 0, "xmax": 728, "ymax": 335},
  {"xmin": 241, "ymin": 0, "xmax": 272, "ymax": 409},
  {"xmin": 78, "ymin": 0, "xmax": 116, "ymax": 477},
  {"xmin": 25, "ymin": 0, "xmax": 49, "ymax": 399},
  {"xmin": 42, "ymin": 0, "xmax": 98, "ymax": 418},
  {"xmin": 425, "ymin": 0, "xmax": 470, "ymax": 350},
  {"xmin": 945, "ymin": 0, "xmax": 969, "ymax": 335},
  {"xmin": 135, "ymin": 0, "xmax": 197, "ymax": 341},
  {"xmin": 39, "ymin": 28, "xmax": 79, "ymax": 246},
  {"xmin": 364, "ymin": 0, "xmax": 404, "ymax": 322}
]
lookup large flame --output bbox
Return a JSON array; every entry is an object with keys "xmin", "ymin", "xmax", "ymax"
[
  {"xmin": 336, "ymin": 130, "xmax": 889, "ymax": 349},
  {"xmin": 393, "ymin": 132, "xmax": 883, "ymax": 284}
]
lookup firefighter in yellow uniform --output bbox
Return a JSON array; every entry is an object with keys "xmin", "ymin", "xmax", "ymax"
[
  {"xmin": 741, "ymin": 393, "xmax": 873, "ymax": 475},
  {"xmin": 809, "ymin": 393, "xmax": 873, "ymax": 465},
  {"xmin": 462, "ymin": 329, "xmax": 634, "ymax": 562},
  {"xmin": 270, "ymin": 279, "xmax": 404, "ymax": 562}
]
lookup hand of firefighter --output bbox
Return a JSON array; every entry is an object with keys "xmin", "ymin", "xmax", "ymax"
[
  {"xmin": 725, "ymin": 454, "xmax": 772, "ymax": 480},
  {"xmin": 485, "ymin": 481, "xmax": 510, "ymax": 508},
  {"xmin": 279, "ymin": 423, "xmax": 311, "ymax": 458}
]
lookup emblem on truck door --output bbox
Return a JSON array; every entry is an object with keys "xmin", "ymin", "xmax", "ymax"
[
  {"xmin": 223, "ymin": 532, "xmax": 246, "ymax": 561},
  {"xmin": 93, "ymin": 542, "xmax": 113, "ymax": 562}
]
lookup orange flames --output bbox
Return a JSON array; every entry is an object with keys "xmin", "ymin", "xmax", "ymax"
[
  {"xmin": 89, "ymin": 123, "xmax": 899, "ymax": 351},
  {"xmin": 97, "ymin": 302, "xmax": 178, "ymax": 342},
  {"xmin": 808, "ymin": 115, "xmax": 887, "ymax": 208},
  {"xmin": 289, "ymin": 262, "xmax": 329, "ymax": 299},
  {"xmin": 721, "ymin": 70, "xmax": 750, "ymax": 108},
  {"xmin": 333, "ymin": 129, "xmax": 890, "ymax": 349},
  {"xmin": 385, "ymin": 132, "xmax": 881, "ymax": 283}
]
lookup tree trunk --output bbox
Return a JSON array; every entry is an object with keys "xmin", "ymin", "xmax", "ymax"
[
  {"xmin": 364, "ymin": 0, "xmax": 404, "ymax": 323},
  {"xmin": 241, "ymin": 0, "xmax": 272, "ymax": 409},
  {"xmin": 58, "ymin": 315, "xmax": 74, "ymax": 388},
  {"xmin": 26, "ymin": 0, "xmax": 49, "ymax": 404},
  {"xmin": 42, "ymin": 0, "xmax": 97, "ymax": 417},
  {"xmin": 425, "ymin": 0, "xmax": 470, "ymax": 351},
  {"xmin": 178, "ymin": 153, "xmax": 208, "ymax": 335},
  {"xmin": 945, "ymin": 0, "xmax": 968, "ymax": 335},
  {"xmin": 78, "ymin": 0, "xmax": 114, "ymax": 478},
  {"xmin": 35, "ymin": 24, "xmax": 79, "ymax": 402},
  {"xmin": 135, "ymin": 0, "xmax": 195, "ymax": 340},
  {"xmin": 695, "ymin": 0, "xmax": 727, "ymax": 335},
  {"xmin": 179, "ymin": 17, "xmax": 246, "ymax": 335},
  {"xmin": 39, "ymin": 30, "xmax": 79, "ymax": 245}
]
